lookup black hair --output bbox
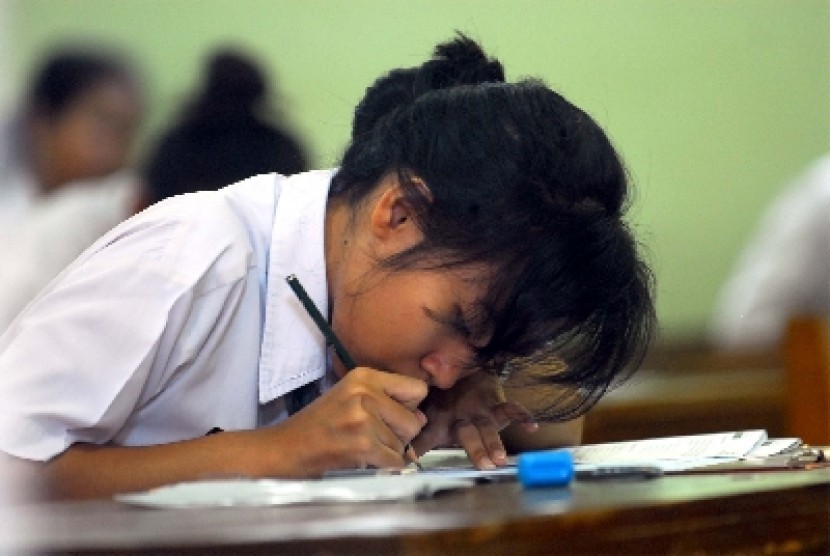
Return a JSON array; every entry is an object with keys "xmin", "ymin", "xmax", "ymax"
[
  {"xmin": 182, "ymin": 48, "xmax": 269, "ymax": 123},
  {"xmin": 331, "ymin": 34, "xmax": 656, "ymax": 420},
  {"xmin": 142, "ymin": 47, "xmax": 308, "ymax": 204},
  {"xmin": 351, "ymin": 35, "xmax": 505, "ymax": 140},
  {"xmin": 26, "ymin": 46, "xmax": 139, "ymax": 119}
]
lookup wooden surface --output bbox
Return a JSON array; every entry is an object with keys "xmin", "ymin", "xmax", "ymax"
[
  {"xmin": 584, "ymin": 341, "xmax": 787, "ymax": 444},
  {"xmin": 4, "ymin": 467, "xmax": 830, "ymax": 555},
  {"xmin": 583, "ymin": 365, "xmax": 786, "ymax": 443}
]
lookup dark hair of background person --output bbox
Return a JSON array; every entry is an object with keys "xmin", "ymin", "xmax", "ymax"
[
  {"xmin": 25, "ymin": 45, "xmax": 141, "ymax": 120},
  {"xmin": 14, "ymin": 45, "xmax": 144, "ymax": 193},
  {"xmin": 331, "ymin": 34, "xmax": 656, "ymax": 421},
  {"xmin": 140, "ymin": 48, "xmax": 309, "ymax": 208}
]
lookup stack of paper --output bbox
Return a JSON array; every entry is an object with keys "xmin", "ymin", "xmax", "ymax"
[{"xmin": 566, "ymin": 430, "xmax": 802, "ymax": 472}]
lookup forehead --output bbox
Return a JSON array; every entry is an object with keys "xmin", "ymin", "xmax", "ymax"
[{"xmin": 66, "ymin": 80, "xmax": 141, "ymax": 115}]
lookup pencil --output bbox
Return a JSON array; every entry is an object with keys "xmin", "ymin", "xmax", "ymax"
[
  {"xmin": 286, "ymin": 274, "xmax": 356, "ymax": 370},
  {"xmin": 285, "ymin": 274, "xmax": 424, "ymax": 471},
  {"xmin": 405, "ymin": 444, "xmax": 424, "ymax": 471}
]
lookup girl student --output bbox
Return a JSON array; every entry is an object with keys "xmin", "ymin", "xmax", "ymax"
[{"xmin": 0, "ymin": 35, "xmax": 655, "ymax": 500}]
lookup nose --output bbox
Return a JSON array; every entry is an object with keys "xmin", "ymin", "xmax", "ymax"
[{"xmin": 419, "ymin": 343, "xmax": 477, "ymax": 389}]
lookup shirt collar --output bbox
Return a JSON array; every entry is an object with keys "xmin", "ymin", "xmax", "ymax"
[{"xmin": 258, "ymin": 169, "xmax": 336, "ymax": 403}]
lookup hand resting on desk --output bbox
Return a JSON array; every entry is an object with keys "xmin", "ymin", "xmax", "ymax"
[{"xmin": 413, "ymin": 372, "xmax": 541, "ymax": 469}]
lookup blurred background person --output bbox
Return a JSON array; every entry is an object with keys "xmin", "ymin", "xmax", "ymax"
[
  {"xmin": 709, "ymin": 154, "xmax": 830, "ymax": 351},
  {"xmin": 0, "ymin": 44, "xmax": 143, "ymax": 224},
  {"xmin": 0, "ymin": 45, "xmax": 144, "ymax": 333},
  {"xmin": 136, "ymin": 46, "xmax": 309, "ymax": 210}
]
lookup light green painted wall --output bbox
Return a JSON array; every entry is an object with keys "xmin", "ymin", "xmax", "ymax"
[{"xmin": 8, "ymin": 0, "xmax": 830, "ymax": 338}]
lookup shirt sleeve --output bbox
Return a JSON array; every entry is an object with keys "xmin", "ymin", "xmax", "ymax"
[
  {"xmin": 0, "ymin": 192, "xmax": 255, "ymax": 461},
  {"xmin": 0, "ymin": 176, "xmax": 135, "ymax": 334}
]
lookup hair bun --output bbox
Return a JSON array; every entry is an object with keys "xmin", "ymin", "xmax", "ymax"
[
  {"xmin": 415, "ymin": 33, "xmax": 505, "ymax": 93},
  {"xmin": 352, "ymin": 33, "xmax": 504, "ymax": 138},
  {"xmin": 189, "ymin": 48, "xmax": 267, "ymax": 122}
]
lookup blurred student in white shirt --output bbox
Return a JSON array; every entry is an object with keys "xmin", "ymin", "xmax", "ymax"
[
  {"xmin": 0, "ymin": 45, "xmax": 144, "ymax": 333},
  {"xmin": 710, "ymin": 155, "xmax": 830, "ymax": 349}
]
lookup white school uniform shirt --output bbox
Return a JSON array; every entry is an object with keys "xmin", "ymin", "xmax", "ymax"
[
  {"xmin": 0, "ymin": 117, "xmax": 142, "ymax": 334},
  {"xmin": 709, "ymin": 155, "xmax": 830, "ymax": 349},
  {"xmin": 0, "ymin": 172, "xmax": 137, "ymax": 334},
  {"xmin": 0, "ymin": 170, "xmax": 336, "ymax": 461}
]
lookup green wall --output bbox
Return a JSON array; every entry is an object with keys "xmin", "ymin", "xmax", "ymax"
[{"xmin": 9, "ymin": 0, "xmax": 830, "ymax": 338}]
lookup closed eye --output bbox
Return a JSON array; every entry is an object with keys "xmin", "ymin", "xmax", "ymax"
[
  {"xmin": 423, "ymin": 305, "xmax": 470, "ymax": 337},
  {"xmin": 422, "ymin": 305, "xmax": 490, "ymax": 350}
]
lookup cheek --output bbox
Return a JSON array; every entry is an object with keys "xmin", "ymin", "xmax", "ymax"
[
  {"xmin": 51, "ymin": 119, "xmax": 98, "ymax": 161},
  {"xmin": 361, "ymin": 305, "xmax": 429, "ymax": 356},
  {"xmin": 336, "ymin": 297, "xmax": 436, "ymax": 371},
  {"xmin": 59, "ymin": 109, "xmax": 133, "ymax": 169}
]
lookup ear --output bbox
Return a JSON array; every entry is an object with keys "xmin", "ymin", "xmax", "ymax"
[{"xmin": 368, "ymin": 178, "xmax": 423, "ymax": 251}]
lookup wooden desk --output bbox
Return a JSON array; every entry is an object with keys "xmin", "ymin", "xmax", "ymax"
[{"xmin": 5, "ymin": 468, "xmax": 830, "ymax": 555}]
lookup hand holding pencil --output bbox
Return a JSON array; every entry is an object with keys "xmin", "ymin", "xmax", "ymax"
[
  {"xmin": 286, "ymin": 275, "xmax": 425, "ymax": 470},
  {"xmin": 271, "ymin": 366, "xmax": 428, "ymax": 473}
]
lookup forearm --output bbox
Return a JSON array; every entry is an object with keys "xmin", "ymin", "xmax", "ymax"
[{"xmin": 33, "ymin": 429, "xmax": 280, "ymax": 501}]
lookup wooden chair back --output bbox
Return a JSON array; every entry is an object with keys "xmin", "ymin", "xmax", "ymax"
[{"xmin": 784, "ymin": 316, "xmax": 830, "ymax": 444}]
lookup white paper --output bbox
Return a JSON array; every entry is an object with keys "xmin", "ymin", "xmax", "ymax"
[
  {"xmin": 115, "ymin": 475, "xmax": 473, "ymax": 509},
  {"xmin": 745, "ymin": 437, "xmax": 802, "ymax": 458},
  {"xmin": 566, "ymin": 430, "xmax": 768, "ymax": 466}
]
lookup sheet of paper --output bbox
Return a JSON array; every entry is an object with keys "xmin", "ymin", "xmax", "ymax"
[
  {"xmin": 565, "ymin": 430, "xmax": 768, "ymax": 464},
  {"xmin": 115, "ymin": 475, "xmax": 473, "ymax": 509},
  {"xmin": 420, "ymin": 449, "xmax": 726, "ymax": 475},
  {"xmin": 326, "ymin": 430, "xmax": 788, "ymax": 482},
  {"xmin": 418, "ymin": 431, "xmax": 800, "ymax": 475},
  {"xmin": 745, "ymin": 437, "xmax": 802, "ymax": 458},
  {"xmin": 327, "ymin": 468, "xmax": 520, "ymax": 482}
]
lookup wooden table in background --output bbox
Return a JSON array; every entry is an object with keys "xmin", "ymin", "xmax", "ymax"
[
  {"xmin": 583, "ymin": 344, "xmax": 788, "ymax": 444},
  {"xmin": 5, "ymin": 467, "xmax": 830, "ymax": 555}
]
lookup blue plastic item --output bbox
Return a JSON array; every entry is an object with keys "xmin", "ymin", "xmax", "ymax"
[{"xmin": 517, "ymin": 449, "xmax": 575, "ymax": 487}]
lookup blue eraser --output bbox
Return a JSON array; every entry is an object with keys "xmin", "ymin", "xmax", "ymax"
[{"xmin": 517, "ymin": 449, "xmax": 574, "ymax": 488}]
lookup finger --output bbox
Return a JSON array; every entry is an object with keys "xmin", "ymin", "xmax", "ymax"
[
  {"xmin": 333, "ymin": 380, "xmax": 424, "ymax": 455},
  {"xmin": 454, "ymin": 419, "xmax": 498, "ymax": 470},
  {"xmin": 345, "ymin": 368, "xmax": 428, "ymax": 439},
  {"xmin": 491, "ymin": 401, "xmax": 537, "ymax": 431},
  {"xmin": 414, "ymin": 408, "xmax": 428, "ymax": 426},
  {"xmin": 379, "ymin": 372, "xmax": 429, "ymax": 411},
  {"xmin": 363, "ymin": 440, "xmax": 410, "ymax": 469},
  {"xmin": 470, "ymin": 415, "xmax": 509, "ymax": 466},
  {"xmin": 346, "ymin": 367, "xmax": 429, "ymax": 411},
  {"xmin": 290, "ymin": 386, "xmax": 415, "ymax": 473},
  {"xmin": 335, "ymin": 400, "xmax": 408, "ymax": 469},
  {"xmin": 345, "ymin": 432, "xmax": 409, "ymax": 470},
  {"xmin": 360, "ymin": 413, "xmax": 424, "ymax": 470},
  {"xmin": 409, "ymin": 420, "xmax": 447, "ymax": 455},
  {"xmin": 359, "ymin": 392, "xmax": 426, "ymax": 445}
]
